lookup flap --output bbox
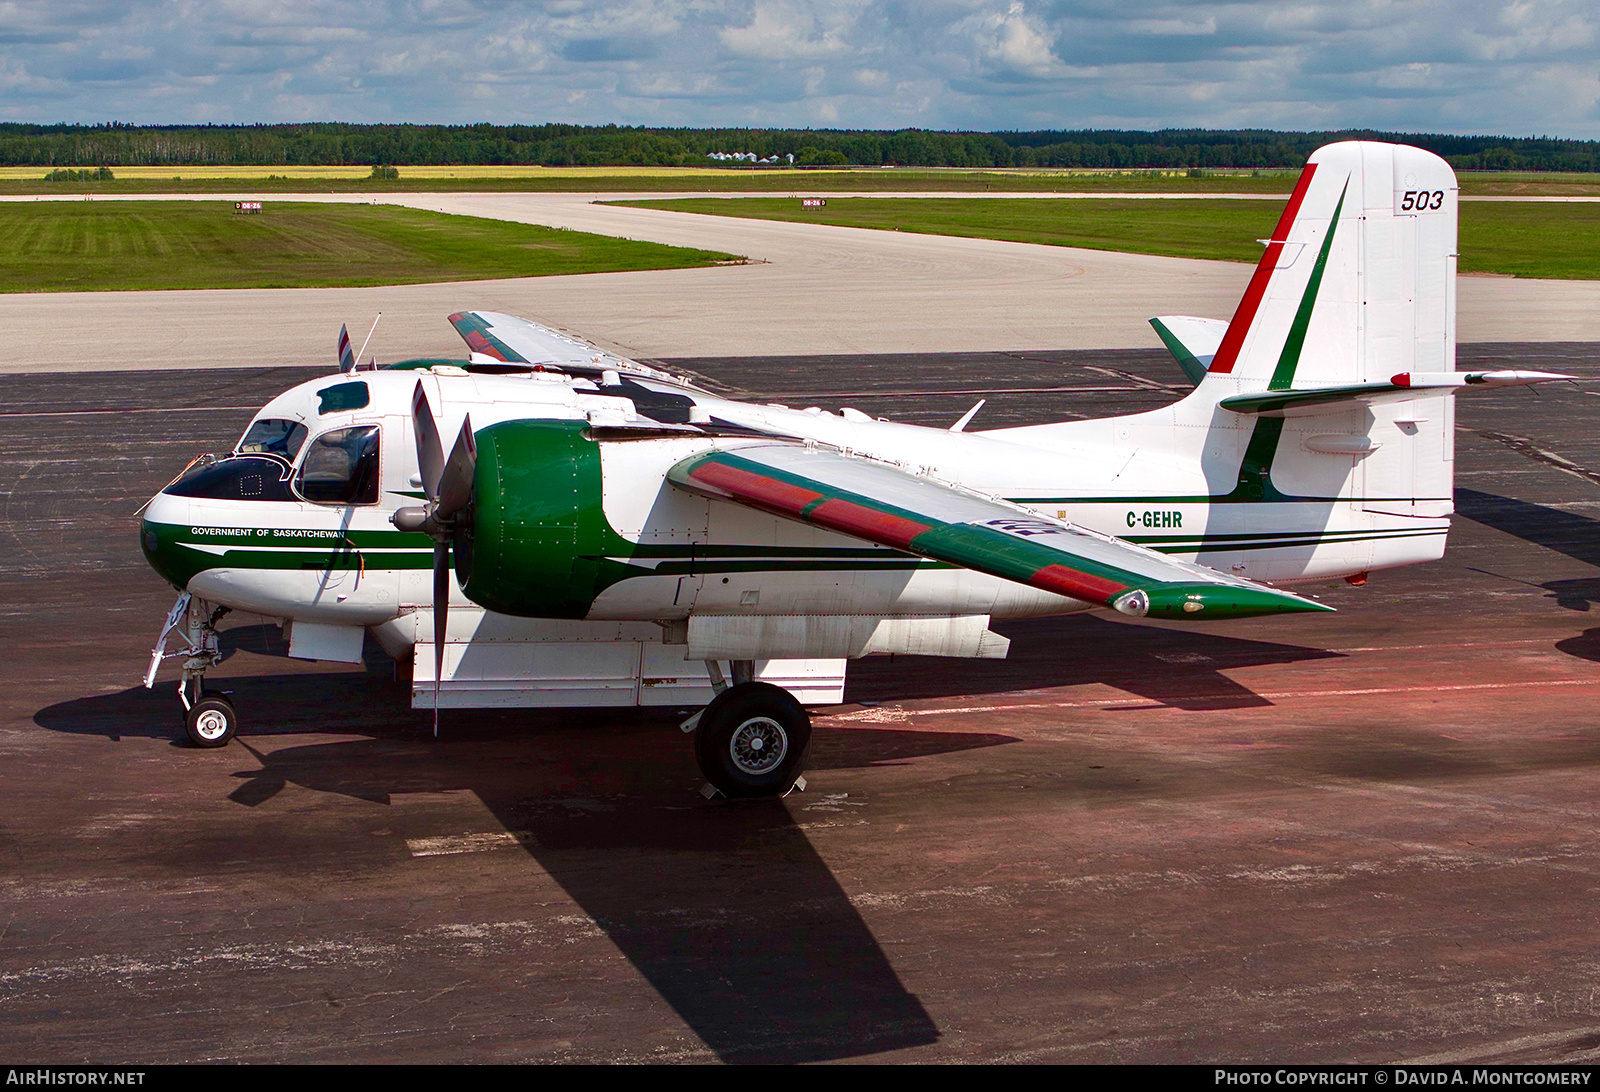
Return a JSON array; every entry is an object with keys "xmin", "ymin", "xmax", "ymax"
[{"xmin": 669, "ymin": 445, "xmax": 1330, "ymax": 620}]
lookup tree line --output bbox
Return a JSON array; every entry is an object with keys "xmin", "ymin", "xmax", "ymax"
[{"xmin": 0, "ymin": 122, "xmax": 1593, "ymax": 172}]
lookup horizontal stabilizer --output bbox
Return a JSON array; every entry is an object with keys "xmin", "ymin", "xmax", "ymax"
[
  {"xmin": 1149, "ymin": 316, "xmax": 1227, "ymax": 386},
  {"xmin": 1220, "ymin": 370, "xmax": 1575, "ymax": 416},
  {"xmin": 670, "ymin": 444, "xmax": 1331, "ymax": 620}
]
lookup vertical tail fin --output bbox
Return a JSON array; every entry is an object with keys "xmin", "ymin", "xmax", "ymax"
[
  {"xmin": 1194, "ymin": 141, "xmax": 1461, "ymax": 547},
  {"xmin": 1204, "ymin": 142, "xmax": 1457, "ymax": 392}
]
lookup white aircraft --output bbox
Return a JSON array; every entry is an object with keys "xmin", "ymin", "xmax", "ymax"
[{"xmin": 139, "ymin": 141, "xmax": 1570, "ymax": 798}]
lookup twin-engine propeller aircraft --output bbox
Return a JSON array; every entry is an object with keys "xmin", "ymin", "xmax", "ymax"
[{"xmin": 140, "ymin": 141, "xmax": 1571, "ymax": 798}]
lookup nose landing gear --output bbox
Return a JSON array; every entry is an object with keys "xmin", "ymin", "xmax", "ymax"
[{"xmin": 148, "ymin": 592, "xmax": 237, "ymax": 748}]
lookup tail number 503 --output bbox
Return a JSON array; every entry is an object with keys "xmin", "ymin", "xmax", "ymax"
[{"xmin": 1400, "ymin": 190, "xmax": 1445, "ymax": 211}]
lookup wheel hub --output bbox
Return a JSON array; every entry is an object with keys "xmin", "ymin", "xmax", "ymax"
[
  {"xmin": 729, "ymin": 716, "xmax": 787, "ymax": 775},
  {"xmin": 193, "ymin": 709, "xmax": 229, "ymax": 741}
]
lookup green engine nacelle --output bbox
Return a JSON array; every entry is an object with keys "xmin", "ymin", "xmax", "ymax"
[{"xmin": 456, "ymin": 419, "xmax": 618, "ymax": 619}]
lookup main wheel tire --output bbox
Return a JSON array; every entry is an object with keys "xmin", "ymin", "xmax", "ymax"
[
  {"xmin": 694, "ymin": 682, "xmax": 811, "ymax": 799},
  {"xmin": 185, "ymin": 692, "xmax": 238, "ymax": 749}
]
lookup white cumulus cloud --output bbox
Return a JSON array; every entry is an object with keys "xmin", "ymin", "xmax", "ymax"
[{"xmin": 0, "ymin": 0, "xmax": 1588, "ymax": 136}]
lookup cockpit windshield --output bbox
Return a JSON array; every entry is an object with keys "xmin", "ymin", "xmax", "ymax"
[{"xmin": 238, "ymin": 418, "xmax": 309, "ymax": 460}]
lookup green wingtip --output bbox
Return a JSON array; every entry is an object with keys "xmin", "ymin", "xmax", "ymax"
[{"xmin": 1142, "ymin": 583, "xmax": 1335, "ymax": 620}]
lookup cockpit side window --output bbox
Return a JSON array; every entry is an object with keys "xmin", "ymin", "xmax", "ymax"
[
  {"xmin": 296, "ymin": 425, "xmax": 381, "ymax": 505},
  {"xmin": 238, "ymin": 418, "xmax": 308, "ymax": 460}
]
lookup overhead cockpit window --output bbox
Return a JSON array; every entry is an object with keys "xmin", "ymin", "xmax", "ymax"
[
  {"xmin": 318, "ymin": 382, "xmax": 370, "ymax": 415},
  {"xmin": 296, "ymin": 425, "xmax": 380, "ymax": 505},
  {"xmin": 237, "ymin": 418, "xmax": 308, "ymax": 460}
]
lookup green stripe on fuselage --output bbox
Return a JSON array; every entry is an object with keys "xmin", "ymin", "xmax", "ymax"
[{"xmin": 142, "ymin": 513, "xmax": 1421, "ymax": 592}]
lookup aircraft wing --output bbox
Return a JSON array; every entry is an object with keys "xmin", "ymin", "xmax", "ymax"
[
  {"xmin": 448, "ymin": 310, "xmax": 686, "ymax": 384},
  {"xmin": 668, "ymin": 445, "xmax": 1331, "ymax": 620}
]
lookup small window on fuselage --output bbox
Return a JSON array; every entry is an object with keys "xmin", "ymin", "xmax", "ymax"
[
  {"xmin": 238, "ymin": 418, "xmax": 308, "ymax": 460},
  {"xmin": 296, "ymin": 425, "xmax": 380, "ymax": 505},
  {"xmin": 318, "ymin": 382, "xmax": 370, "ymax": 414}
]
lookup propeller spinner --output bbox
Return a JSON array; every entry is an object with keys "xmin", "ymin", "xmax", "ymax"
[{"xmin": 391, "ymin": 381, "xmax": 476, "ymax": 735}]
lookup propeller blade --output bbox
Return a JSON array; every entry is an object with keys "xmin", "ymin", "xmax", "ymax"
[
  {"xmin": 432, "ymin": 540, "xmax": 450, "ymax": 738},
  {"xmin": 436, "ymin": 415, "xmax": 477, "ymax": 520},
  {"xmin": 412, "ymin": 382, "xmax": 444, "ymax": 503}
]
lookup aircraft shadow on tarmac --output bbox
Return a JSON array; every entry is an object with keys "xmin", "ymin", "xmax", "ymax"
[
  {"xmin": 225, "ymin": 727, "xmax": 979, "ymax": 1063},
  {"xmin": 36, "ymin": 684, "xmax": 1012, "ymax": 1063},
  {"xmin": 32, "ymin": 616, "xmax": 1342, "ymax": 1062},
  {"xmin": 1456, "ymin": 488, "xmax": 1600, "ymax": 617}
]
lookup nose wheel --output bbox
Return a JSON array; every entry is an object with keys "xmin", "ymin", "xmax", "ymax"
[
  {"xmin": 184, "ymin": 690, "xmax": 239, "ymax": 749},
  {"xmin": 693, "ymin": 681, "xmax": 812, "ymax": 798}
]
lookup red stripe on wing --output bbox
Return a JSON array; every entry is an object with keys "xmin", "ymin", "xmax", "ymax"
[
  {"xmin": 1031, "ymin": 564, "xmax": 1129, "ymax": 605},
  {"xmin": 462, "ymin": 330, "xmax": 508, "ymax": 362},
  {"xmin": 807, "ymin": 498, "xmax": 933, "ymax": 550},
  {"xmin": 1207, "ymin": 162, "xmax": 1318, "ymax": 376},
  {"xmin": 688, "ymin": 461, "xmax": 823, "ymax": 516}
]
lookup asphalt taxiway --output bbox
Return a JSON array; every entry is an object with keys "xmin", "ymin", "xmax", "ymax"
[{"xmin": 6, "ymin": 345, "xmax": 1600, "ymax": 1063}]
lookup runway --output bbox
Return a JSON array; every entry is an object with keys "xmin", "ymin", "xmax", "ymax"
[
  {"xmin": 6, "ymin": 345, "xmax": 1600, "ymax": 1063},
  {"xmin": 0, "ymin": 191, "xmax": 1596, "ymax": 373}
]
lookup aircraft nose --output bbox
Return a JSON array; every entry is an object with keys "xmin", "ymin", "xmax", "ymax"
[{"xmin": 139, "ymin": 492, "xmax": 194, "ymax": 591}]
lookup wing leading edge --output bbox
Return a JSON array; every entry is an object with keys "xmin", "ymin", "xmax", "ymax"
[{"xmin": 669, "ymin": 445, "xmax": 1331, "ymax": 620}]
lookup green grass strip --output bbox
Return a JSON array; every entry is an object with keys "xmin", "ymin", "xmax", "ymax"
[
  {"xmin": 0, "ymin": 201, "xmax": 739, "ymax": 292},
  {"xmin": 617, "ymin": 196, "xmax": 1600, "ymax": 280},
  {"xmin": 3, "ymin": 171, "xmax": 1597, "ymax": 197}
]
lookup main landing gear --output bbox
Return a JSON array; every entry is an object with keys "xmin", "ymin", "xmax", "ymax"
[
  {"xmin": 683, "ymin": 661, "xmax": 812, "ymax": 799},
  {"xmin": 147, "ymin": 592, "xmax": 238, "ymax": 748}
]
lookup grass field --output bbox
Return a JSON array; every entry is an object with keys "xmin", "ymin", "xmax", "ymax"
[
  {"xmin": 0, "ymin": 165, "xmax": 1593, "ymax": 197},
  {"xmin": 0, "ymin": 169, "xmax": 1298, "ymax": 196},
  {"xmin": 0, "ymin": 201, "xmax": 739, "ymax": 292},
  {"xmin": 616, "ymin": 196, "xmax": 1600, "ymax": 279}
]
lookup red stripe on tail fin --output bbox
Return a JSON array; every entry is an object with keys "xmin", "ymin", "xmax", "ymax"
[{"xmin": 1207, "ymin": 163, "xmax": 1318, "ymax": 375}]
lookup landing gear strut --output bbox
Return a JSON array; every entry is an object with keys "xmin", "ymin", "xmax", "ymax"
[{"xmin": 688, "ymin": 661, "xmax": 812, "ymax": 799}]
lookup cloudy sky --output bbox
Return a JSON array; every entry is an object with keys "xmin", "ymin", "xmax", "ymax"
[{"xmin": 1, "ymin": 1, "xmax": 1595, "ymax": 136}]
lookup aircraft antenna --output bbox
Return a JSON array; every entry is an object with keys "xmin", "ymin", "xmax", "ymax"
[
  {"xmin": 949, "ymin": 399, "xmax": 986, "ymax": 432},
  {"xmin": 353, "ymin": 312, "xmax": 382, "ymax": 370}
]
